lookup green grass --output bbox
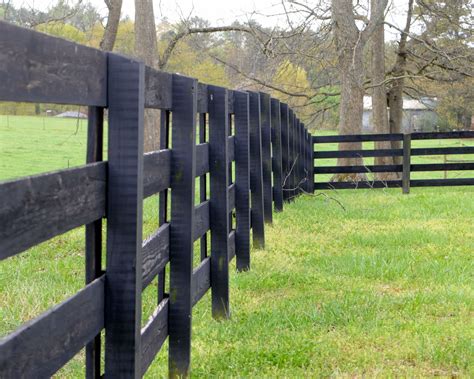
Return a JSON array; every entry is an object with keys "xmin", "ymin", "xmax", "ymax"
[{"xmin": 1, "ymin": 116, "xmax": 473, "ymax": 377}]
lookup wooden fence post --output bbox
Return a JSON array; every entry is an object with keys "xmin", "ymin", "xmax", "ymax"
[
  {"xmin": 402, "ymin": 133, "xmax": 412, "ymax": 194},
  {"xmin": 308, "ymin": 131, "xmax": 314, "ymax": 193},
  {"xmin": 288, "ymin": 109, "xmax": 295, "ymax": 201},
  {"xmin": 248, "ymin": 92, "xmax": 265, "ymax": 248},
  {"xmin": 85, "ymin": 106, "xmax": 103, "ymax": 379},
  {"xmin": 208, "ymin": 85, "xmax": 230, "ymax": 319},
  {"xmin": 260, "ymin": 92, "xmax": 273, "ymax": 223},
  {"xmin": 280, "ymin": 103, "xmax": 290, "ymax": 202},
  {"xmin": 168, "ymin": 74, "xmax": 197, "ymax": 378},
  {"xmin": 271, "ymin": 98, "xmax": 283, "ymax": 211},
  {"xmin": 105, "ymin": 54, "xmax": 144, "ymax": 378},
  {"xmin": 234, "ymin": 91, "xmax": 251, "ymax": 271}
]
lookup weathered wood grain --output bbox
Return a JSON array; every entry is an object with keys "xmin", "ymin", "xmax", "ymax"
[
  {"xmin": 144, "ymin": 66, "xmax": 172, "ymax": 109},
  {"xmin": 142, "ymin": 223, "xmax": 170, "ymax": 289},
  {"xmin": 0, "ymin": 162, "xmax": 106, "ymax": 260},
  {"xmin": 143, "ymin": 149, "xmax": 171, "ymax": 198},
  {"xmin": 196, "ymin": 143, "xmax": 210, "ymax": 178},
  {"xmin": 0, "ymin": 21, "xmax": 107, "ymax": 106},
  {"xmin": 194, "ymin": 200, "xmax": 210, "ymax": 241},
  {"xmin": 191, "ymin": 257, "xmax": 211, "ymax": 306},
  {"xmin": 141, "ymin": 299, "xmax": 169, "ymax": 376}
]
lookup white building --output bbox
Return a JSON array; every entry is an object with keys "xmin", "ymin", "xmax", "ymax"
[{"xmin": 362, "ymin": 97, "xmax": 438, "ymax": 133}]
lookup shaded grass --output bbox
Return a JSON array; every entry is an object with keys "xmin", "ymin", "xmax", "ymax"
[{"xmin": 1, "ymin": 117, "xmax": 473, "ymax": 377}]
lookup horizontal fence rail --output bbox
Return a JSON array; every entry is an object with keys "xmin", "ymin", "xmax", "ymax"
[
  {"xmin": 0, "ymin": 21, "xmax": 312, "ymax": 378},
  {"xmin": 313, "ymin": 131, "xmax": 474, "ymax": 192}
]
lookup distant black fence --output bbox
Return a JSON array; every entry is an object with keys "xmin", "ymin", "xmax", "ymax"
[
  {"xmin": 313, "ymin": 131, "xmax": 474, "ymax": 192},
  {"xmin": 0, "ymin": 22, "xmax": 314, "ymax": 378}
]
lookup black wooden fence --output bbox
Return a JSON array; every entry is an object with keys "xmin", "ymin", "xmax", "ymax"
[
  {"xmin": 0, "ymin": 22, "xmax": 313, "ymax": 378},
  {"xmin": 313, "ymin": 131, "xmax": 474, "ymax": 192}
]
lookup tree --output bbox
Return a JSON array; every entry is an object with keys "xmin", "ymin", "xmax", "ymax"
[
  {"xmin": 331, "ymin": 0, "xmax": 388, "ymax": 180},
  {"xmin": 100, "ymin": 0, "xmax": 122, "ymax": 51}
]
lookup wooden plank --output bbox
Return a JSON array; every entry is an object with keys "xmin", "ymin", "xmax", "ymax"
[
  {"xmin": 228, "ymin": 183, "xmax": 236, "ymax": 210},
  {"xmin": 411, "ymin": 131, "xmax": 474, "ymax": 140},
  {"xmin": 142, "ymin": 223, "xmax": 170, "ymax": 289},
  {"xmin": 288, "ymin": 109, "xmax": 296, "ymax": 201},
  {"xmin": 191, "ymin": 257, "xmax": 211, "ymax": 306},
  {"xmin": 195, "ymin": 143, "xmax": 210, "ymax": 177},
  {"xmin": 140, "ymin": 299, "xmax": 169, "ymax": 376},
  {"xmin": 0, "ymin": 21, "xmax": 107, "ymax": 106},
  {"xmin": 194, "ymin": 200, "xmax": 210, "ymax": 241},
  {"xmin": 259, "ymin": 92, "xmax": 273, "ymax": 223},
  {"xmin": 280, "ymin": 103, "xmax": 290, "ymax": 202},
  {"xmin": 228, "ymin": 230, "xmax": 236, "ymax": 262},
  {"xmin": 402, "ymin": 134, "xmax": 412, "ymax": 194},
  {"xmin": 144, "ymin": 66, "xmax": 172, "ymax": 109},
  {"xmin": 168, "ymin": 74, "xmax": 197, "ymax": 378},
  {"xmin": 314, "ymin": 149, "xmax": 403, "ymax": 159},
  {"xmin": 314, "ymin": 180, "xmax": 402, "ymax": 190},
  {"xmin": 158, "ymin": 110, "xmax": 170, "ymax": 302},
  {"xmin": 411, "ymin": 178, "xmax": 474, "ymax": 187},
  {"xmin": 0, "ymin": 276, "xmax": 105, "ymax": 378},
  {"xmin": 143, "ymin": 149, "xmax": 171, "ymax": 198},
  {"xmin": 208, "ymin": 85, "xmax": 231, "ymax": 320},
  {"xmin": 85, "ymin": 106, "xmax": 104, "ymax": 379},
  {"xmin": 248, "ymin": 92, "xmax": 265, "ymax": 248},
  {"xmin": 271, "ymin": 98, "xmax": 284, "ymax": 211},
  {"xmin": 0, "ymin": 162, "xmax": 106, "ymax": 261},
  {"xmin": 313, "ymin": 133, "xmax": 404, "ymax": 143},
  {"xmin": 411, "ymin": 146, "xmax": 474, "ymax": 156},
  {"xmin": 198, "ymin": 113, "xmax": 208, "ymax": 261},
  {"xmin": 228, "ymin": 135, "xmax": 236, "ymax": 162},
  {"xmin": 315, "ymin": 165, "xmax": 403, "ymax": 174},
  {"xmin": 197, "ymin": 83, "xmax": 208, "ymax": 113},
  {"xmin": 233, "ymin": 91, "xmax": 251, "ymax": 271},
  {"xmin": 411, "ymin": 162, "xmax": 474, "ymax": 171},
  {"xmin": 104, "ymin": 54, "xmax": 144, "ymax": 377}
]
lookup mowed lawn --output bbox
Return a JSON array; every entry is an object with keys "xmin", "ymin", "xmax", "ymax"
[{"xmin": 1, "ymin": 115, "xmax": 473, "ymax": 377}]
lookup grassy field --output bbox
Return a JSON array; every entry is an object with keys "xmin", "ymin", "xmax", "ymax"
[{"xmin": 1, "ymin": 115, "xmax": 473, "ymax": 377}]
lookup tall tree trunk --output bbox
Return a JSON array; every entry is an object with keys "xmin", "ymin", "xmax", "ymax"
[
  {"xmin": 371, "ymin": 2, "xmax": 399, "ymax": 180},
  {"xmin": 135, "ymin": 0, "xmax": 160, "ymax": 152},
  {"xmin": 331, "ymin": 0, "xmax": 388, "ymax": 181},
  {"xmin": 388, "ymin": 0, "xmax": 414, "ymax": 164},
  {"xmin": 100, "ymin": 0, "xmax": 122, "ymax": 51},
  {"xmin": 334, "ymin": 47, "xmax": 367, "ymax": 181}
]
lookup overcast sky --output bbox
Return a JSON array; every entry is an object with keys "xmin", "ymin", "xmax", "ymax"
[{"xmin": 11, "ymin": 0, "xmax": 411, "ymax": 40}]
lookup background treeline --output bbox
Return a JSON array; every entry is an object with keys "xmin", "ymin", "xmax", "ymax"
[{"xmin": 0, "ymin": 0, "xmax": 472, "ymax": 133}]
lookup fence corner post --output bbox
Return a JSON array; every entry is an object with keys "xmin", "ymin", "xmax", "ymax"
[{"xmin": 402, "ymin": 133, "xmax": 411, "ymax": 194}]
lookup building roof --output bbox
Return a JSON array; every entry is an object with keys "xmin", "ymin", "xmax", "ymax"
[{"xmin": 54, "ymin": 111, "xmax": 88, "ymax": 119}]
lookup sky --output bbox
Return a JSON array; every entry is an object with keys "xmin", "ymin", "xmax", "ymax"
[{"xmin": 10, "ymin": 0, "xmax": 411, "ymax": 40}]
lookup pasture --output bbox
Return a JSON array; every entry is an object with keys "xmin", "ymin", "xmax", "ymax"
[{"xmin": 1, "ymin": 115, "xmax": 473, "ymax": 377}]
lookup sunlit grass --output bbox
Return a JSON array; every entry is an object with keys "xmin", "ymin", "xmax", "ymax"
[{"xmin": 1, "ymin": 117, "xmax": 473, "ymax": 377}]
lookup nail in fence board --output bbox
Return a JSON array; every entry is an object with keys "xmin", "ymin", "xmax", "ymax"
[
  {"xmin": 208, "ymin": 85, "xmax": 231, "ymax": 319},
  {"xmin": 168, "ymin": 74, "xmax": 197, "ymax": 378},
  {"xmin": 271, "ymin": 98, "xmax": 283, "ymax": 211},
  {"xmin": 234, "ymin": 91, "xmax": 251, "ymax": 271},
  {"xmin": 247, "ymin": 92, "xmax": 265, "ymax": 248},
  {"xmin": 402, "ymin": 133, "xmax": 412, "ymax": 194},
  {"xmin": 85, "ymin": 106, "xmax": 104, "ymax": 379},
  {"xmin": 104, "ymin": 54, "xmax": 144, "ymax": 378},
  {"xmin": 259, "ymin": 93, "xmax": 273, "ymax": 223}
]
